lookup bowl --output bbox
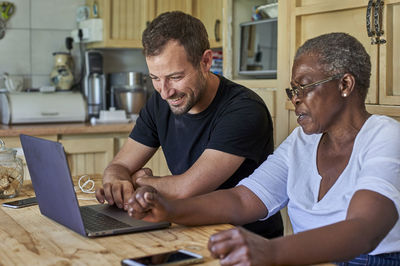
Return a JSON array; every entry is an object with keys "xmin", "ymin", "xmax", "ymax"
[
  {"xmin": 257, "ymin": 3, "xmax": 278, "ymax": 19},
  {"xmin": 113, "ymin": 87, "xmax": 146, "ymax": 114}
]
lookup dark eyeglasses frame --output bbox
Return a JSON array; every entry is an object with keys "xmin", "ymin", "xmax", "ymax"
[{"xmin": 286, "ymin": 74, "xmax": 343, "ymax": 100}]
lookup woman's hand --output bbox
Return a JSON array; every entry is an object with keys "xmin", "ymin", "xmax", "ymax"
[
  {"xmin": 208, "ymin": 227, "xmax": 273, "ymax": 266},
  {"xmin": 127, "ymin": 185, "xmax": 171, "ymax": 222}
]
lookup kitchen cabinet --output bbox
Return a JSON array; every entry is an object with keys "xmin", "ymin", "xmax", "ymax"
[
  {"xmin": 86, "ymin": 0, "xmax": 156, "ymax": 48},
  {"xmin": 154, "ymin": 0, "xmax": 192, "ymax": 16},
  {"xmin": 193, "ymin": 0, "xmax": 223, "ymax": 48},
  {"xmin": 59, "ymin": 135, "xmax": 115, "ymax": 177},
  {"xmin": 85, "ymin": 0, "xmax": 211, "ymax": 49},
  {"xmin": 286, "ymin": 0, "xmax": 400, "ymax": 121},
  {"xmin": 116, "ymin": 137, "xmax": 171, "ymax": 176},
  {"xmin": 0, "ymin": 123, "xmax": 170, "ymax": 184}
]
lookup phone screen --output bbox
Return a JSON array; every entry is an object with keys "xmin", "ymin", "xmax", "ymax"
[
  {"xmin": 121, "ymin": 250, "xmax": 203, "ymax": 266},
  {"xmin": 2, "ymin": 197, "xmax": 37, "ymax": 208}
]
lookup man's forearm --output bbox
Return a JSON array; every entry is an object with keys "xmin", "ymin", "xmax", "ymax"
[{"xmin": 103, "ymin": 163, "xmax": 133, "ymax": 184}]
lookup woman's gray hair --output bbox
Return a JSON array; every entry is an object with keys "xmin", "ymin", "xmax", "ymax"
[{"xmin": 295, "ymin": 32, "xmax": 371, "ymax": 101}]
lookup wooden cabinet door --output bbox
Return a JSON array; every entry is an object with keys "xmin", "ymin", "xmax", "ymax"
[
  {"xmin": 144, "ymin": 148, "xmax": 171, "ymax": 176},
  {"xmin": 60, "ymin": 137, "xmax": 114, "ymax": 176},
  {"xmin": 154, "ymin": 0, "xmax": 192, "ymax": 16},
  {"xmin": 87, "ymin": 0, "xmax": 156, "ymax": 48},
  {"xmin": 193, "ymin": 0, "xmax": 223, "ymax": 48},
  {"xmin": 115, "ymin": 137, "xmax": 171, "ymax": 177},
  {"xmin": 290, "ymin": 0, "xmax": 379, "ymax": 104},
  {"xmin": 379, "ymin": 0, "xmax": 400, "ymax": 105}
]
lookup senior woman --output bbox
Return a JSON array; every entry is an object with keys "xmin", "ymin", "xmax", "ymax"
[{"xmin": 126, "ymin": 32, "xmax": 400, "ymax": 265}]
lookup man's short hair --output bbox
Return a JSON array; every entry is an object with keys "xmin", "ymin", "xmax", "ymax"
[
  {"xmin": 295, "ymin": 32, "xmax": 371, "ymax": 101},
  {"xmin": 142, "ymin": 11, "xmax": 210, "ymax": 67}
]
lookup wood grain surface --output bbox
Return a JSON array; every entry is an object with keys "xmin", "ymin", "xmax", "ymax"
[
  {"xmin": 0, "ymin": 176, "xmax": 232, "ymax": 265},
  {"xmin": 0, "ymin": 176, "xmax": 336, "ymax": 266},
  {"xmin": 0, "ymin": 122, "xmax": 134, "ymax": 137}
]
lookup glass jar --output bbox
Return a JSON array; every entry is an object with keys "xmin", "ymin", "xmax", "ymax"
[{"xmin": 0, "ymin": 139, "xmax": 24, "ymax": 198}]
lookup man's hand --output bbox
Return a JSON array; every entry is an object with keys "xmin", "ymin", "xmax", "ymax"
[
  {"xmin": 127, "ymin": 185, "xmax": 170, "ymax": 223},
  {"xmin": 95, "ymin": 179, "xmax": 134, "ymax": 210},
  {"xmin": 131, "ymin": 167, "xmax": 154, "ymax": 186},
  {"xmin": 208, "ymin": 227, "xmax": 272, "ymax": 266}
]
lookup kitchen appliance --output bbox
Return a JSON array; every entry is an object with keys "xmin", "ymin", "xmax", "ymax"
[
  {"xmin": 109, "ymin": 72, "xmax": 147, "ymax": 119},
  {"xmin": 0, "ymin": 92, "xmax": 87, "ymax": 124},
  {"xmin": 239, "ymin": 18, "xmax": 277, "ymax": 78},
  {"xmin": 84, "ymin": 50, "xmax": 106, "ymax": 118},
  {"xmin": 50, "ymin": 52, "xmax": 74, "ymax": 90}
]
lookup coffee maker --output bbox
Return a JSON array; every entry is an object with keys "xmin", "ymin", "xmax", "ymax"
[{"xmin": 84, "ymin": 50, "xmax": 106, "ymax": 118}]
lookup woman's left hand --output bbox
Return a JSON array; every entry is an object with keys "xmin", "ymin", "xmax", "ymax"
[{"xmin": 208, "ymin": 226, "xmax": 273, "ymax": 266}]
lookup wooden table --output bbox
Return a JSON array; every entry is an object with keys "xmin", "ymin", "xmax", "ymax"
[
  {"xmin": 0, "ymin": 176, "xmax": 232, "ymax": 265},
  {"xmin": 0, "ymin": 176, "xmax": 336, "ymax": 266}
]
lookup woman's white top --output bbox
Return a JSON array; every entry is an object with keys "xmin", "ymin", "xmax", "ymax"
[{"xmin": 238, "ymin": 115, "xmax": 400, "ymax": 255}]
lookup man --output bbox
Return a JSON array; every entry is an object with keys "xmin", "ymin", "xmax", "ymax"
[{"xmin": 95, "ymin": 11, "xmax": 283, "ymax": 238}]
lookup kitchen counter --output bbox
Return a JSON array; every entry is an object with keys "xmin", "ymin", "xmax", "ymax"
[
  {"xmin": 0, "ymin": 122, "xmax": 134, "ymax": 137},
  {"xmin": 0, "ymin": 122, "xmax": 136, "ymax": 179}
]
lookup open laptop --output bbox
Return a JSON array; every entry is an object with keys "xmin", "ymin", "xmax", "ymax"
[{"xmin": 20, "ymin": 134, "xmax": 170, "ymax": 237}]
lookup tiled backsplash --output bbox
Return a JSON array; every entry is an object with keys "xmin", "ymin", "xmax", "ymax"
[{"xmin": 0, "ymin": 0, "xmax": 148, "ymax": 90}]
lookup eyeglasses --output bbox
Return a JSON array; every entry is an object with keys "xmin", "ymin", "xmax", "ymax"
[{"xmin": 286, "ymin": 74, "xmax": 342, "ymax": 100}]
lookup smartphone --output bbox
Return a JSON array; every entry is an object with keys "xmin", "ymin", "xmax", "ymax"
[
  {"xmin": 2, "ymin": 197, "xmax": 37, "ymax": 208},
  {"xmin": 121, "ymin": 249, "xmax": 204, "ymax": 266}
]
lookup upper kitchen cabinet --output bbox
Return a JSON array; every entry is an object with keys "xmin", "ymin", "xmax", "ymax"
[
  {"xmin": 86, "ymin": 0, "xmax": 156, "ymax": 48},
  {"xmin": 154, "ymin": 0, "xmax": 193, "ymax": 15},
  {"xmin": 289, "ymin": 0, "xmax": 400, "ymax": 115},
  {"xmin": 85, "ymin": 0, "xmax": 212, "ymax": 49},
  {"xmin": 192, "ymin": 0, "xmax": 223, "ymax": 48}
]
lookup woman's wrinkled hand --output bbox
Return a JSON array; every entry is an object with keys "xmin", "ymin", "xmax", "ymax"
[{"xmin": 208, "ymin": 227, "xmax": 273, "ymax": 266}]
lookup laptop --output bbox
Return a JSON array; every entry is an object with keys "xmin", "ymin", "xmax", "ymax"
[{"xmin": 20, "ymin": 134, "xmax": 170, "ymax": 237}]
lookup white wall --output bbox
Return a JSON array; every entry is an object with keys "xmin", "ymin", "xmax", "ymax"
[{"xmin": 0, "ymin": 0, "xmax": 148, "ymax": 90}]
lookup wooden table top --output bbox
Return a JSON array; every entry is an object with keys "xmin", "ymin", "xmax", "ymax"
[
  {"xmin": 0, "ymin": 176, "xmax": 232, "ymax": 265},
  {"xmin": 0, "ymin": 176, "xmax": 336, "ymax": 266}
]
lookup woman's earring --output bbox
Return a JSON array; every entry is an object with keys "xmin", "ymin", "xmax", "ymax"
[{"xmin": 343, "ymin": 93, "xmax": 347, "ymax": 97}]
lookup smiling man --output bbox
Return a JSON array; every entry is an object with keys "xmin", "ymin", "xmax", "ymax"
[{"xmin": 95, "ymin": 11, "xmax": 283, "ymax": 239}]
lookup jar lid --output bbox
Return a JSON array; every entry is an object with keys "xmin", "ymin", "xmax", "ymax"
[{"xmin": 0, "ymin": 139, "xmax": 16, "ymax": 160}]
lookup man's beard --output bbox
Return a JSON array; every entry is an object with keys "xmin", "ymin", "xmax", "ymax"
[{"xmin": 169, "ymin": 71, "xmax": 207, "ymax": 115}]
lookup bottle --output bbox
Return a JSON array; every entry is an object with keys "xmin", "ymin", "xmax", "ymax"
[{"xmin": 0, "ymin": 139, "xmax": 24, "ymax": 198}]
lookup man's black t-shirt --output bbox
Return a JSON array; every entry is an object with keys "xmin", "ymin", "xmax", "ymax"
[{"xmin": 130, "ymin": 75, "xmax": 283, "ymax": 238}]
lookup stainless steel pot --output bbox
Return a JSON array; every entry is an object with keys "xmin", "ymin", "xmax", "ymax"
[
  {"xmin": 109, "ymin": 72, "xmax": 147, "ymax": 113},
  {"xmin": 113, "ymin": 87, "xmax": 146, "ymax": 115},
  {"xmin": 109, "ymin": 72, "xmax": 144, "ymax": 89}
]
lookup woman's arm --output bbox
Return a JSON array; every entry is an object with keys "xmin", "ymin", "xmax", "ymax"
[
  {"xmin": 208, "ymin": 189, "xmax": 398, "ymax": 265},
  {"xmin": 127, "ymin": 185, "xmax": 268, "ymax": 226}
]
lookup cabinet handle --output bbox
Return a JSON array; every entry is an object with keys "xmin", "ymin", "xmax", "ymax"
[
  {"xmin": 41, "ymin": 112, "xmax": 59, "ymax": 116},
  {"xmin": 366, "ymin": 0, "xmax": 375, "ymax": 38},
  {"xmin": 214, "ymin": 19, "xmax": 221, "ymax": 42},
  {"xmin": 374, "ymin": 0, "xmax": 386, "ymax": 44}
]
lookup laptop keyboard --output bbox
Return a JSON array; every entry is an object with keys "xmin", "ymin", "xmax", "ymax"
[{"xmin": 80, "ymin": 206, "xmax": 131, "ymax": 232}]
